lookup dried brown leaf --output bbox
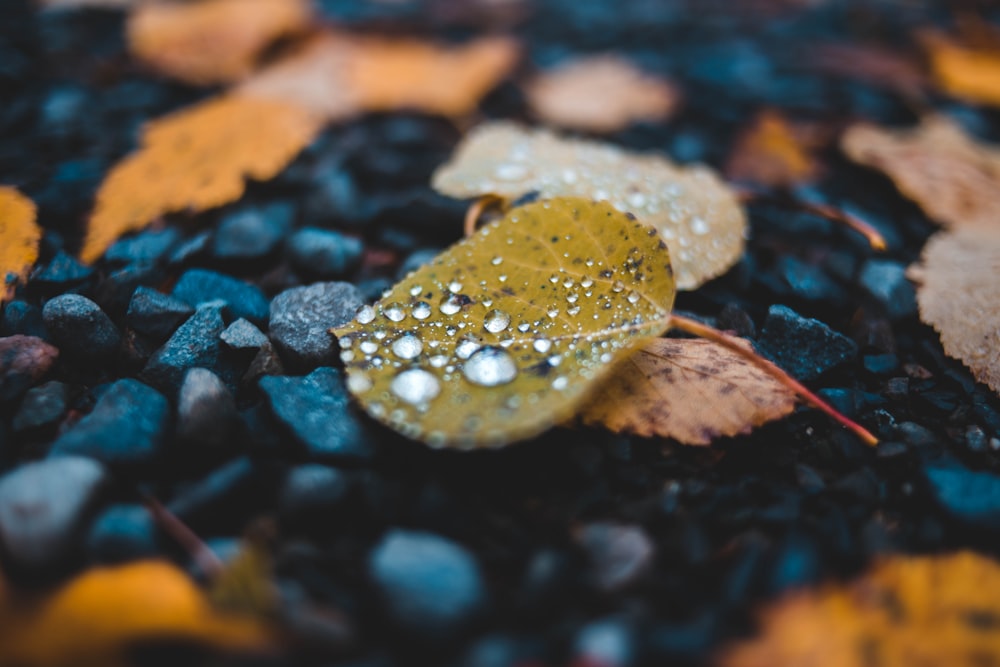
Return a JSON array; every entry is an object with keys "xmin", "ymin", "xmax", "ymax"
[
  {"xmin": 127, "ymin": 0, "xmax": 312, "ymax": 85},
  {"xmin": 810, "ymin": 43, "xmax": 926, "ymax": 99},
  {"xmin": 82, "ymin": 94, "xmax": 322, "ymax": 264},
  {"xmin": 0, "ymin": 187, "xmax": 40, "ymax": 302},
  {"xmin": 432, "ymin": 122, "xmax": 746, "ymax": 290},
  {"xmin": 525, "ymin": 54, "xmax": 678, "ymax": 133},
  {"xmin": 725, "ymin": 110, "xmax": 822, "ymax": 189},
  {"xmin": 842, "ymin": 115, "xmax": 1000, "ymax": 232},
  {"xmin": 580, "ymin": 337, "xmax": 797, "ymax": 445},
  {"xmin": 718, "ymin": 551, "xmax": 1000, "ymax": 667}
]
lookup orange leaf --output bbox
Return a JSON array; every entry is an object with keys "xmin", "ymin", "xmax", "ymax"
[
  {"xmin": 525, "ymin": 54, "xmax": 678, "ymax": 133},
  {"xmin": 0, "ymin": 560, "xmax": 274, "ymax": 667},
  {"xmin": 718, "ymin": 551, "xmax": 1000, "ymax": 667},
  {"xmin": 127, "ymin": 0, "xmax": 312, "ymax": 85},
  {"xmin": 725, "ymin": 110, "xmax": 822, "ymax": 189},
  {"xmin": 580, "ymin": 337, "xmax": 797, "ymax": 445},
  {"xmin": 922, "ymin": 30, "xmax": 1000, "ymax": 108},
  {"xmin": 82, "ymin": 94, "xmax": 322, "ymax": 264},
  {"xmin": 0, "ymin": 186, "xmax": 41, "ymax": 302}
]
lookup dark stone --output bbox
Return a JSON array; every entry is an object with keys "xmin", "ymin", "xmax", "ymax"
[
  {"xmin": 269, "ymin": 282, "xmax": 364, "ymax": 370},
  {"xmin": 104, "ymin": 227, "xmax": 180, "ymax": 265},
  {"xmin": 767, "ymin": 533, "xmax": 821, "ymax": 593},
  {"xmin": 1, "ymin": 300, "xmax": 47, "ymax": 338},
  {"xmin": 572, "ymin": 617, "xmax": 636, "ymax": 667},
  {"xmin": 167, "ymin": 457, "xmax": 282, "ymax": 536},
  {"xmin": 167, "ymin": 230, "xmax": 212, "ymax": 266},
  {"xmin": 772, "ymin": 255, "xmax": 845, "ymax": 302},
  {"xmin": 213, "ymin": 203, "xmax": 293, "ymax": 262},
  {"xmin": 86, "ymin": 503, "xmax": 160, "ymax": 563},
  {"xmin": 279, "ymin": 463, "xmax": 351, "ymax": 529},
  {"xmin": 0, "ymin": 335, "xmax": 59, "ymax": 402},
  {"xmin": 94, "ymin": 262, "xmax": 164, "ymax": 316},
  {"xmin": 243, "ymin": 341, "xmax": 285, "ymax": 383},
  {"xmin": 141, "ymin": 303, "xmax": 226, "ymax": 395},
  {"xmin": 221, "ymin": 317, "xmax": 268, "ymax": 351},
  {"xmin": 176, "ymin": 368, "xmax": 236, "ymax": 446},
  {"xmin": 863, "ymin": 353, "xmax": 898, "ymax": 375},
  {"xmin": 50, "ymin": 379, "xmax": 169, "ymax": 468},
  {"xmin": 859, "ymin": 259, "xmax": 917, "ymax": 319},
  {"xmin": 0, "ymin": 457, "xmax": 109, "ymax": 574},
  {"xmin": 12, "ymin": 380, "xmax": 69, "ymax": 432},
  {"xmin": 925, "ymin": 461, "xmax": 1000, "ymax": 527},
  {"xmin": 259, "ymin": 367, "xmax": 373, "ymax": 460},
  {"xmin": 898, "ymin": 421, "xmax": 938, "ymax": 448},
  {"xmin": 126, "ymin": 286, "xmax": 195, "ymax": 343},
  {"xmin": 32, "ymin": 251, "xmax": 93, "ymax": 289},
  {"xmin": 757, "ymin": 305, "xmax": 858, "ymax": 381},
  {"xmin": 286, "ymin": 228, "xmax": 364, "ymax": 279},
  {"xmin": 369, "ymin": 529, "xmax": 486, "ymax": 636},
  {"xmin": 301, "ymin": 165, "xmax": 362, "ymax": 228},
  {"xmin": 795, "ymin": 464, "xmax": 825, "ymax": 493},
  {"xmin": 42, "ymin": 294, "xmax": 121, "ymax": 361},
  {"xmin": 171, "ymin": 269, "xmax": 269, "ymax": 325},
  {"xmin": 576, "ymin": 522, "xmax": 654, "ymax": 592}
]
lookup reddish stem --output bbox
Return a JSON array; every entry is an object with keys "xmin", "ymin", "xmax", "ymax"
[
  {"xmin": 143, "ymin": 493, "xmax": 225, "ymax": 579},
  {"xmin": 463, "ymin": 194, "xmax": 506, "ymax": 237}
]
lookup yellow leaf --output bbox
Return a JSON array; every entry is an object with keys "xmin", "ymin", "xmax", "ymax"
[
  {"xmin": 580, "ymin": 337, "xmax": 797, "ymax": 445},
  {"xmin": 332, "ymin": 197, "xmax": 676, "ymax": 449},
  {"xmin": 525, "ymin": 54, "xmax": 678, "ymax": 133},
  {"xmin": 842, "ymin": 115, "xmax": 1000, "ymax": 232},
  {"xmin": 432, "ymin": 122, "xmax": 746, "ymax": 290},
  {"xmin": 82, "ymin": 94, "xmax": 323, "ymax": 264},
  {"xmin": 0, "ymin": 560, "xmax": 274, "ymax": 667},
  {"xmin": 725, "ymin": 110, "xmax": 822, "ymax": 189},
  {"xmin": 718, "ymin": 552, "xmax": 1000, "ymax": 667},
  {"xmin": 0, "ymin": 186, "xmax": 41, "ymax": 302},
  {"xmin": 127, "ymin": 0, "xmax": 312, "ymax": 86},
  {"xmin": 923, "ymin": 30, "xmax": 1000, "ymax": 108}
]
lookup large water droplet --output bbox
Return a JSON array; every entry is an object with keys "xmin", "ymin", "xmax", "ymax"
[
  {"xmin": 484, "ymin": 309, "xmax": 511, "ymax": 333},
  {"xmin": 533, "ymin": 339, "xmax": 552, "ymax": 353},
  {"xmin": 462, "ymin": 347, "xmax": 518, "ymax": 387},
  {"xmin": 391, "ymin": 334, "xmax": 423, "ymax": 360},
  {"xmin": 412, "ymin": 301, "xmax": 432, "ymax": 319},
  {"xmin": 391, "ymin": 369, "xmax": 441, "ymax": 405},
  {"xmin": 346, "ymin": 371, "xmax": 372, "ymax": 393},
  {"xmin": 627, "ymin": 291, "xmax": 641, "ymax": 304},
  {"xmin": 440, "ymin": 295, "xmax": 462, "ymax": 315},
  {"xmin": 383, "ymin": 303, "xmax": 406, "ymax": 322},
  {"xmin": 355, "ymin": 305, "xmax": 375, "ymax": 324},
  {"xmin": 455, "ymin": 336, "xmax": 481, "ymax": 360},
  {"xmin": 448, "ymin": 281, "xmax": 463, "ymax": 293},
  {"xmin": 612, "ymin": 280, "xmax": 625, "ymax": 293},
  {"xmin": 409, "ymin": 285, "xmax": 423, "ymax": 297},
  {"xmin": 552, "ymin": 376, "xmax": 568, "ymax": 391},
  {"xmin": 491, "ymin": 256, "xmax": 503, "ymax": 266},
  {"xmin": 359, "ymin": 340, "xmax": 379, "ymax": 355},
  {"xmin": 691, "ymin": 216, "xmax": 710, "ymax": 235}
]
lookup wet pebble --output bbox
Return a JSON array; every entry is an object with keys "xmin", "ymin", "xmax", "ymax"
[
  {"xmin": 171, "ymin": 269, "xmax": 269, "ymax": 326},
  {"xmin": 279, "ymin": 463, "xmax": 352, "ymax": 530},
  {"xmin": 213, "ymin": 203, "xmax": 293, "ymax": 262},
  {"xmin": 167, "ymin": 457, "xmax": 283, "ymax": 536},
  {"xmin": 126, "ymin": 286, "xmax": 194, "ymax": 343},
  {"xmin": 86, "ymin": 503, "xmax": 160, "ymax": 563},
  {"xmin": 42, "ymin": 294, "xmax": 121, "ymax": 361},
  {"xmin": 925, "ymin": 460, "xmax": 1000, "ymax": 528},
  {"xmin": 269, "ymin": 282, "xmax": 363, "ymax": 370},
  {"xmin": 0, "ymin": 335, "xmax": 59, "ymax": 402},
  {"xmin": 757, "ymin": 305, "xmax": 857, "ymax": 381},
  {"xmin": 858, "ymin": 259, "xmax": 917, "ymax": 319},
  {"xmin": 176, "ymin": 368, "xmax": 237, "ymax": 447},
  {"xmin": 31, "ymin": 251, "xmax": 93, "ymax": 290},
  {"xmin": 104, "ymin": 227, "xmax": 180, "ymax": 265},
  {"xmin": 141, "ymin": 303, "xmax": 227, "ymax": 395},
  {"xmin": 1, "ymin": 300, "xmax": 47, "ymax": 338},
  {"xmin": 95, "ymin": 262, "xmax": 164, "ymax": 316},
  {"xmin": 576, "ymin": 522, "xmax": 655, "ymax": 593},
  {"xmin": 221, "ymin": 317, "xmax": 269, "ymax": 351},
  {"xmin": 573, "ymin": 616, "xmax": 637, "ymax": 667},
  {"xmin": 12, "ymin": 380, "xmax": 69, "ymax": 433},
  {"xmin": 286, "ymin": 227, "xmax": 364, "ymax": 279}
]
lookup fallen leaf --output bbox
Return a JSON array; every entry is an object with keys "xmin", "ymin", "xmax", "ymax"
[
  {"xmin": 127, "ymin": 0, "xmax": 312, "ymax": 86},
  {"xmin": 718, "ymin": 551, "xmax": 1000, "ymax": 667},
  {"xmin": 580, "ymin": 337, "xmax": 797, "ymax": 445},
  {"xmin": 810, "ymin": 43, "xmax": 926, "ymax": 99},
  {"xmin": 842, "ymin": 115, "xmax": 1000, "ymax": 232},
  {"xmin": 0, "ymin": 560, "xmax": 274, "ymax": 667},
  {"xmin": 525, "ymin": 54, "xmax": 678, "ymax": 133},
  {"xmin": 907, "ymin": 228, "xmax": 1000, "ymax": 394},
  {"xmin": 922, "ymin": 30, "xmax": 1000, "ymax": 108},
  {"xmin": 725, "ymin": 110, "xmax": 822, "ymax": 189},
  {"xmin": 432, "ymin": 122, "xmax": 746, "ymax": 290},
  {"xmin": 37, "ymin": 0, "xmax": 135, "ymax": 8},
  {"xmin": 0, "ymin": 187, "xmax": 41, "ymax": 301},
  {"xmin": 332, "ymin": 197, "xmax": 676, "ymax": 449},
  {"xmin": 82, "ymin": 94, "xmax": 323, "ymax": 264}
]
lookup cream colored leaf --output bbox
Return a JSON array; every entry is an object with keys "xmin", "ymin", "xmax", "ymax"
[
  {"xmin": 432, "ymin": 122, "xmax": 746, "ymax": 290},
  {"xmin": 580, "ymin": 337, "xmax": 797, "ymax": 445},
  {"xmin": 332, "ymin": 197, "xmax": 676, "ymax": 449}
]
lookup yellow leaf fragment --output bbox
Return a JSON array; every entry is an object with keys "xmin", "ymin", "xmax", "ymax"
[
  {"xmin": 580, "ymin": 337, "xmax": 797, "ymax": 445},
  {"xmin": 725, "ymin": 110, "xmax": 821, "ymax": 189},
  {"xmin": 923, "ymin": 31, "xmax": 1000, "ymax": 108},
  {"xmin": 842, "ymin": 115, "xmax": 1000, "ymax": 232},
  {"xmin": 432, "ymin": 122, "xmax": 746, "ymax": 290},
  {"xmin": 127, "ymin": 0, "xmax": 312, "ymax": 85},
  {"xmin": 719, "ymin": 551, "xmax": 1000, "ymax": 667},
  {"xmin": 907, "ymin": 228, "xmax": 1000, "ymax": 394},
  {"xmin": 525, "ymin": 54, "xmax": 678, "ymax": 133},
  {"xmin": 332, "ymin": 197, "xmax": 676, "ymax": 449},
  {"xmin": 83, "ymin": 94, "xmax": 322, "ymax": 264},
  {"xmin": 0, "ymin": 186, "xmax": 41, "ymax": 302},
  {"xmin": 0, "ymin": 560, "xmax": 274, "ymax": 667}
]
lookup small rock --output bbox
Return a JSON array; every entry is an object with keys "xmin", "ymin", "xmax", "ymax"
[
  {"xmin": 269, "ymin": 282, "xmax": 364, "ymax": 370},
  {"xmin": 50, "ymin": 379, "xmax": 169, "ymax": 468},
  {"xmin": 243, "ymin": 341, "xmax": 285, "ymax": 382},
  {"xmin": 863, "ymin": 353, "xmax": 898, "ymax": 375},
  {"xmin": 171, "ymin": 269, "xmax": 269, "ymax": 325},
  {"xmin": 859, "ymin": 259, "xmax": 917, "ymax": 319},
  {"xmin": 279, "ymin": 463, "xmax": 351, "ymax": 528},
  {"xmin": 898, "ymin": 421, "xmax": 938, "ymax": 448},
  {"xmin": 286, "ymin": 228, "xmax": 364, "ymax": 279},
  {"xmin": 12, "ymin": 380, "xmax": 69, "ymax": 432},
  {"xmin": 1, "ymin": 300, "xmax": 47, "ymax": 338},
  {"xmin": 575, "ymin": 522, "xmax": 655, "ymax": 592},
  {"xmin": 369, "ymin": 529, "xmax": 486, "ymax": 636},
  {"xmin": 213, "ymin": 203, "xmax": 293, "ymax": 262},
  {"xmin": 573, "ymin": 617, "xmax": 637, "ymax": 667},
  {"xmin": 126, "ymin": 286, "xmax": 195, "ymax": 343},
  {"xmin": 221, "ymin": 317, "xmax": 269, "ymax": 351},
  {"xmin": 925, "ymin": 461, "xmax": 1000, "ymax": 527},
  {"xmin": 141, "ymin": 303, "xmax": 227, "ymax": 395},
  {"xmin": 86, "ymin": 503, "xmax": 160, "ymax": 563},
  {"xmin": 167, "ymin": 230, "xmax": 212, "ymax": 266},
  {"xmin": 104, "ymin": 227, "xmax": 180, "ymax": 265},
  {"xmin": 301, "ymin": 165, "xmax": 361, "ymax": 227},
  {"xmin": 0, "ymin": 456, "xmax": 109, "ymax": 573},
  {"xmin": 0, "ymin": 335, "xmax": 58, "ymax": 401},
  {"xmin": 259, "ymin": 367, "xmax": 372, "ymax": 460},
  {"xmin": 42, "ymin": 294, "xmax": 121, "ymax": 361},
  {"xmin": 177, "ymin": 368, "xmax": 236, "ymax": 446},
  {"xmin": 167, "ymin": 457, "xmax": 282, "ymax": 535},
  {"xmin": 94, "ymin": 262, "xmax": 164, "ymax": 316},
  {"xmin": 757, "ymin": 305, "xmax": 858, "ymax": 381},
  {"xmin": 32, "ymin": 251, "xmax": 93, "ymax": 289}
]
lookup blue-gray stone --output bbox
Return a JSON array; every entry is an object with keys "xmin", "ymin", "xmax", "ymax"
[
  {"xmin": 757, "ymin": 305, "xmax": 857, "ymax": 382},
  {"xmin": 42, "ymin": 293, "xmax": 121, "ymax": 360},
  {"xmin": 171, "ymin": 269, "xmax": 269, "ymax": 325},
  {"xmin": 269, "ymin": 282, "xmax": 363, "ymax": 370}
]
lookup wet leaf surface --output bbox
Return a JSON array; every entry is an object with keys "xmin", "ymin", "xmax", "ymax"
[
  {"xmin": 332, "ymin": 197, "xmax": 676, "ymax": 448},
  {"xmin": 432, "ymin": 122, "xmax": 746, "ymax": 290},
  {"xmin": 0, "ymin": 187, "xmax": 40, "ymax": 302}
]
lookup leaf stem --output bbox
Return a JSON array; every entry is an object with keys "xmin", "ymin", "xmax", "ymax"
[
  {"xmin": 669, "ymin": 314, "xmax": 879, "ymax": 446},
  {"xmin": 463, "ymin": 194, "xmax": 507, "ymax": 236},
  {"xmin": 142, "ymin": 492, "xmax": 225, "ymax": 580}
]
